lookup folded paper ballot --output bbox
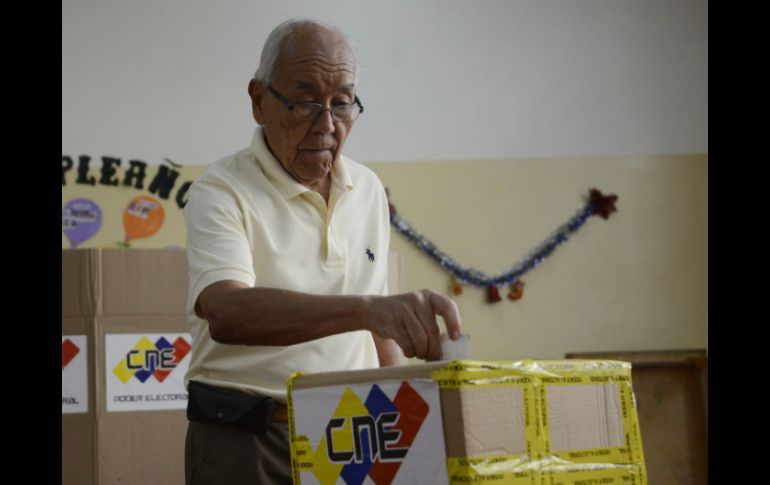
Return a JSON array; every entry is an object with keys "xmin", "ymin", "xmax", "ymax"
[{"xmin": 440, "ymin": 333, "xmax": 471, "ymax": 360}]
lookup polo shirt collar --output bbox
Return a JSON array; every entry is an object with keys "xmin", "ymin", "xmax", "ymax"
[{"xmin": 250, "ymin": 127, "xmax": 354, "ymax": 200}]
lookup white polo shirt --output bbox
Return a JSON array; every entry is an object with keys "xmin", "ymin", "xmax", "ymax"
[{"xmin": 183, "ymin": 128, "xmax": 389, "ymax": 400}]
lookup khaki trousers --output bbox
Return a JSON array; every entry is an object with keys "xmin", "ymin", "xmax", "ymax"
[{"xmin": 185, "ymin": 419, "xmax": 292, "ymax": 485}]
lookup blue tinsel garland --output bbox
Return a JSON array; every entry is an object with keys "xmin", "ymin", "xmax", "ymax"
[{"xmin": 389, "ymin": 189, "xmax": 616, "ymax": 290}]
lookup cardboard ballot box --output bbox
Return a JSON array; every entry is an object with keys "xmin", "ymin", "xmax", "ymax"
[
  {"xmin": 288, "ymin": 360, "xmax": 647, "ymax": 485},
  {"xmin": 62, "ymin": 249, "xmax": 190, "ymax": 485}
]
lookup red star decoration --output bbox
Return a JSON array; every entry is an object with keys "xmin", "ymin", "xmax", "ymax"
[{"xmin": 589, "ymin": 188, "xmax": 618, "ymax": 220}]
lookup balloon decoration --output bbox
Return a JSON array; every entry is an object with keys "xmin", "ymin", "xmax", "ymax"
[
  {"xmin": 62, "ymin": 198, "xmax": 102, "ymax": 248},
  {"xmin": 118, "ymin": 195, "xmax": 165, "ymax": 247},
  {"xmin": 388, "ymin": 188, "xmax": 618, "ymax": 304}
]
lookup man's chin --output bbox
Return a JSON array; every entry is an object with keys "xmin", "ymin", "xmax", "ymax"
[{"xmin": 291, "ymin": 162, "xmax": 332, "ymax": 186}]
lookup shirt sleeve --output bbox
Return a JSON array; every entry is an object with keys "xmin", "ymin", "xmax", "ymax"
[{"xmin": 184, "ymin": 177, "xmax": 256, "ymax": 312}]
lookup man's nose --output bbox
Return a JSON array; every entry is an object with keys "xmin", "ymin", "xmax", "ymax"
[{"xmin": 310, "ymin": 108, "xmax": 336, "ymax": 134}]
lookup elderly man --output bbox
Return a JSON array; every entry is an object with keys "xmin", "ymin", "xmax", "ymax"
[{"xmin": 183, "ymin": 18, "xmax": 462, "ymax": 484}]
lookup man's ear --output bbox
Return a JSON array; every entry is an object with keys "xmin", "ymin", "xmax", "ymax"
[{"xmin": 248, "ymin": 79, "xmax": 266, "ymax": 125}]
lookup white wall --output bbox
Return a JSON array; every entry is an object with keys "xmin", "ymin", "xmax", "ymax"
[{"xmin": 62, "ymin": 0, "xmax": 708, "ymax": 165}]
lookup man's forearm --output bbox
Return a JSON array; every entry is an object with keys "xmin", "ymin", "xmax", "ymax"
[
  {"xmin": 204, "ymin": 285, "xmax": 371, "ymax": 346},
  {"xmin": 199, "ymin": 281, "xmax": 463, "ymax": 360}
]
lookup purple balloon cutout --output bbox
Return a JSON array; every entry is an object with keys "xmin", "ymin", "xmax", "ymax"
[{"xmin": 62, "ymin": 198, "xmax": 102, "ymax": 248}]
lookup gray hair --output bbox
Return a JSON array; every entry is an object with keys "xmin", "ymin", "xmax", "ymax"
[{"xmin": 253, "ymin": 18, "xmax": 359, "ymax": 86}]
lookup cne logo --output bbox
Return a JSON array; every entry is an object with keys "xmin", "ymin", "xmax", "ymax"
[
  {"xmin": 112, "ymin": 336, "xmax": 191, "ymax": 383},
  {"xmin": 311, "ymin": 381, "xmax": 429, "ymax": 485},
  {"xmin": 62, "ymin": 338, "xmax": 80, "ymax": 369}
]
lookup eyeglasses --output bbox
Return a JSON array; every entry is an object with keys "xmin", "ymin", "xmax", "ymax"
[{"xmin": 268, "ymin": 85, "xmax": 364, "ymax": 122}]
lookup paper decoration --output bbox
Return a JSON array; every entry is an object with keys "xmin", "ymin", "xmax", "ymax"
[
  {"xmin": 62, "ymin": 198, "xmax": 102, "ymax": 248},
  {"xmin": 121, "ymin": 195, "xmax": 165, "ymax": 246}
]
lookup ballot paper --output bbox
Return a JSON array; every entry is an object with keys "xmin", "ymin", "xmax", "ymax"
[{"xmin": 440, "ymin": 333, "xmax": 471, "ymax": 360}]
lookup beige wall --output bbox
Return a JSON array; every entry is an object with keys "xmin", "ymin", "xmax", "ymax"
[
  {"xmin": 63, "ymin": 154, "xmax": 708, "ymax": 360},
  {"xmin": 367, "ymin": 155, "xmax": 707, "ymax": 360}
]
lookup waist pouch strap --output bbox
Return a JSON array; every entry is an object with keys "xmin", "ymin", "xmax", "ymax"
[{"xmin": 187, "ymin": 380, "xmax": 276, "ymax": 435}]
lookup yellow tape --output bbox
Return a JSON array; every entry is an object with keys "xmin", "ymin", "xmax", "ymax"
[
  {"xmin": 286, "ymin": 371, "xmax": 303, "ymax": 485},
  {"xmin": 431, "ymin": 369, "xmax": 533, "ymax": 389},
  {"xmin": 524, "ymin": 384, "xmax": 542, "ymax": 462},
  {"xmin": 616, "ymin": 382, "xmax": 648, "ymax": 485},
  {"xmin": 542, "ymin": 464, "xmax": 643, "ymax": 485},
  {"xmin": 554, "ymin": 447, "xmax": 633, "ymax": 465},
  {"xmin": 292, "ymin": 434, "xmax": 314, "ymax": 469},
  {"xmin": 446, "ymin": 454, "xmax": 535, "ymax": 485},
  {"xmin": 539, "ymin": 381, "xmax": 552, "ymax": 457},
  {"xmin": 434, "ymin": 360, "xmax": 631, "ymax": 385},
  {"xmin": 624, "ymin": 388, "xmax": 648, "ymax": 485},
  {"xmin": 447, "ymin": 458, "xmax": 642, "ymax": 485}
]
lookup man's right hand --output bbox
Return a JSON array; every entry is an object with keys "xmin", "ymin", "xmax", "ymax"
[{"xmin": 363, "ymin": 289, "xmax": 462, "ymax": 361}]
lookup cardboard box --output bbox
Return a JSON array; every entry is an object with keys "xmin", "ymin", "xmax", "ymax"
[
  {"xmin": 62, "ymin": 249, "xmax": 404, "ymax": 484},
  {"xmin": 62, "ymin": 249, "xmax": 190, "ymax": 485},
  {"xmin": 288, "ymin": 360, "xmax": 647, "ymax": 485}
]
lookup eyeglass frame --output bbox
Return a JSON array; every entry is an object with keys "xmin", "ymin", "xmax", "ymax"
[{"xmin": 267, "ymin": 85, "xmax": 364, "ymax": 122}]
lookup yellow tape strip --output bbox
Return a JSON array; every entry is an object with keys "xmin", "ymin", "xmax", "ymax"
[
  {"xmin": 621, "ymin": 384, "xmax": 647, "ymax": 485},
  {"xmin": 524, "ymin": 383, "xmax": 541, "ymax": 463},
  {"xmin": 629, "ymin": 392, "xmax": 647, "ymax": 485},
  {"xmin": 446, "ymin": 454, "xmax": 535, "ymax": 485},
  {"xmin": 447, "ymin": 458, "xmax": 643, "ymax": 485},
  {"xmin": 539, "ymin": 380, "xmax": 552, "ymax": 458},
  {"xmin": 442, "ymin": 360, "xmax": 631, "ymax": 378},
  {"xmin": 286, "ymin": 371, "xmax": 303, "ymax": 485},
  {"xmin": 539, "ymin": 376, "xmax": 631, "ymax": 387},
  {"xmin": 542, "ymin": 464, "xmax": 643, "ymax": 485},
  {"xmin": 528, "ymin": 360, "xmax": 631, "ymax": 376},
  {"xmin": 431, "ymin": 369, "xmax": 533, "ymax": 389},
  {"xmin": 554, "ymin": 446, "xmax": 633, "ymax": 465},
  {"xmin": 292, "ymin": 434, "xmax": 314, "ymax": 469}
]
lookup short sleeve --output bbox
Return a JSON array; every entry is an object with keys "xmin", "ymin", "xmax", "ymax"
[{"xmin": 184, "ymin": 178, "xmax": 256, "ymax": 312}]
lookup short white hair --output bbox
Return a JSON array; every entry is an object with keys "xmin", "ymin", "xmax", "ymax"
[{"xmin": 253, "ymin": 18, "xmax": 359, "ymax": 86}]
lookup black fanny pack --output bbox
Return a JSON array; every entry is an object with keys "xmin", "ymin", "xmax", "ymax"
[{"xmin": 187, "ymin": 380, "xmax": 277, "ymax": 435}]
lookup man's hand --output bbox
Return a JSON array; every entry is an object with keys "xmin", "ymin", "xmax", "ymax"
[
  {"xmin": 364, "ymin": 289, "xmax": 462, "ymax": 361},
  {"xmin": 196, "ymin": 282, "xmax": 461, "ymax": 357}
]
